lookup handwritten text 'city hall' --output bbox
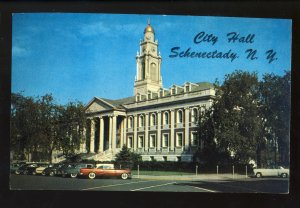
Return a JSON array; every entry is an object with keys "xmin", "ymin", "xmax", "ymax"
[{"xmin": 169, "ymin": 32, "xmax": 278, "ymax": 63}]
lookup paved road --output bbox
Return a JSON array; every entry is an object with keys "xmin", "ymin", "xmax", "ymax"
[{"xmin": 9, "ymin": 174, "xmax": 289, "ymax": 193}]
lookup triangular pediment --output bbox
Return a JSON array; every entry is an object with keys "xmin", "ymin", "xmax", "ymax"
[{"xmin": 85, "ymin": 97, "xmax": 114, "ymax": 113}]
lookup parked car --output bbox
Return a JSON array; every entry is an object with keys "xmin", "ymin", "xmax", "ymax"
[
  {"xmin": 15, "ymin": 163, "xmax": 38, "ymax": 175},
  {"xmin": 61, "ymin": 163, "xmax": 95, "ymax": 178},
  {"xmin": 35, "ymin": 163, "xmax": 50, "ymax": 174},
  {"xmin": 56, "ymin": 163, "xmax": 74, "ymax": 176},
  {"xmin": 79, "ymin": 164, "xmax": 132, "ymax": 180},
  {"xmin": 42, "ymin": 163, "xmax": 64, "ymax": 176},
  {"xmin": 10, "ymin": 162, "xmax": 25, "ymax": 174},
  {"xmin": 253, "ymin": 166, "xmax": 289, "ymax": 178}
]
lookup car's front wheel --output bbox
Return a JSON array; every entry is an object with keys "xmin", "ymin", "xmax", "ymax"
[
  {"xmin": 15, "ymin": 170, "xmax": 20, "ymax": 175},
  {"xmin": 70, "ymin": 173, "xmax": 78, "ymax": 178},
  {"xmin": 121, "ymin": 173, "xmax": 129, "ymax": 180},
  {"xmin": 256, "ymin": 172, "xmax": 262, "ymax": 178},
  {"xmin": 281, "ymin": 173, "xmax": 288, "ymax": 178},
  {"xmin": 49, "ymin": 171, "xmax": 55, "ymax": 177},
  {"xmin": 88, "ymin": 172, "xmax": 96, "ymax": 179}
]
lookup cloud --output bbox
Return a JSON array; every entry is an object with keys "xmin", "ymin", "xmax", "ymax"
[{"xmin": 12, "ymin": 46, "xmax": 29, "ymax": 57}]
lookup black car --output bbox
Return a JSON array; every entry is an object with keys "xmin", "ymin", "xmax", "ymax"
[
  {"xmin": 15, "ymin": 163, "xmax": 38, "ymax": 175},
  {"xmin": 42, "ymin": 163, "xmax": 64, "ymax": 176},
  {"xmin": 61, "ymin": 163, "xmax": 94, "ymax": 178},
  {"xmin": 10, "ymin": 162, "xmax": 26, "ymax": 174}
]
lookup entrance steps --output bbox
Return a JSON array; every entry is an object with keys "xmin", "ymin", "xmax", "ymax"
[{"xmin": 85, "ymin": 148, "xmax": 121, "ymax": 161}]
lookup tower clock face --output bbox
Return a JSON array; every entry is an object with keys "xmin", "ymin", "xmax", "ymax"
[{"xmin": 146, "ymin": 35, "xmax": 151, "ymax": 40}]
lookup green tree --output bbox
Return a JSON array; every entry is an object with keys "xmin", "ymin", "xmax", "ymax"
[
  {"xmin": 199, "ymin": 70, "xmax": 265, "ymax": 165},
  {"xmin": 11, "ymin": 93, "xmax": 41, "ymax": 161},
  {"xmin": 114, "ymin": 145, "xmax": 142, "ymax": 169},
  {"xmin": 57, "ymin": 102, "xmax": 86, "ymax": 158},
  {"xmin": 259, "ymin": 71, "xmax": 291, "ymax": 166}
]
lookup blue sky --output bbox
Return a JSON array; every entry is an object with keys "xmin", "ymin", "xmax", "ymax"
[{"xmin": 12, "ymin": 13, "xmax": 292, "ymax": 105}]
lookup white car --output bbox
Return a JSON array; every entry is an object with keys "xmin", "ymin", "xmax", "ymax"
[{"xmin": 253, "ymin": 166, "xmax": 289, "ymax": 178}]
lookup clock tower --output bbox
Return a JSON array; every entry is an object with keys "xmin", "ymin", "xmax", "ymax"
[{"xmin": 134, "ymin": 20, "xmax": 163, "ymax": 96}]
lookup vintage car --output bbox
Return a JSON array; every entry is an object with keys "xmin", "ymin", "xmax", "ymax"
[
  {"xmin": 10, "ymin": 162, "xmax": 26, "ymax": 174},
  {"xmin": 35, "ymin": 163, "xmax": 50, "ymax": 174},
  {"xmin": 15, "ymin": 163, "xmax": 38, "ymax": 175},
  {"xmin": 61, "ymin": 163, "xmax": 95, "ymax": 178},
  {"xmin": 79, "ymin": 164, "xmax": 132, "ymax": 180},
  {"xmin": 42, "ymin": 163, "xmax": 64, "ymax": 176},
  {"xmin": 253, "ymin": 166, "xmax": 289, "ymax": 178}
]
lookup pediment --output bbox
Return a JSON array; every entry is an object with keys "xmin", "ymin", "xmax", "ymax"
[{"xmin": 85, "ymin": 98, "xmax": 113, "ymax": 113}]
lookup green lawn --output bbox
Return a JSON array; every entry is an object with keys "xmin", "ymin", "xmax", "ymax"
[{"xmin": 131, "ymin": 170, "xmax": 195, "ymax": 176}]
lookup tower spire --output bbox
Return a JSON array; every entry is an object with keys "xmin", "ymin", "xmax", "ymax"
[{"xmin": 148, "ymin": 18, "xmax": 151, "ymax": 25}]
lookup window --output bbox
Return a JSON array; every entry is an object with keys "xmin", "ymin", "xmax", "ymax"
[
  {"xmin": 164, "ymin": 112, "xmax": 169, "ymax": 125},
  {"xmin": 160, "ymin": 90, "xmax": 164, "ymax": 97},
  {"xmin": 128, "ymin": 117, "xmax": 133, "ymax": 128},
  {"xmin": 191, "ymin": 132, "xmax": 198, "ymax": 146},
  {"xmin": 176, "ymin": 133, "xmax": 183, "ymax": 147},
  {"xmin": 150, "ymin": 134, "xmax": 156, "ymax": 148},
  {"xmin": 172, "ymin": 88, "xmax": 176, "ymax": 95},
  {"xmin": 163, "ymin": 134, "xmax": 169, "ymax": 147},
  {"xmin": 177, "ymin": 110, "xmax": 183, "ymax": 123},
  {"xmin": 185, "ymin": 85, "xmax": 190, "ymax": 92},
  {"xmin": 139, "ymin": 115, "xmax": 144, "ymax": 127},
  {"xmin": 127, "ymin": 137, "xmax": 133, "ymax": 148},
  {"xmin": 138, "ymin": 135, "xmax": 144, "ymax": 148},
  {"xmin": 192, "ymin": 108, "xmax": 198, "ymax": 123},
  {"xmin": 151, "ymin": 113, "xmax": 156, "ymax": 126}
]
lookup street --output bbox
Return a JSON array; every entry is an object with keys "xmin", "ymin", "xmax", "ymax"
[{"xmin": 9, "ymin": 174, "xmax": 289, "ymax": 193}]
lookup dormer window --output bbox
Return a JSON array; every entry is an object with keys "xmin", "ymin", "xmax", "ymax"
[
  {"xmin": 136, "ymin": 93, "xmax": 140, "ymax": 102},
  {"xmin": 172, "ymin": 88, "xmax": 176, "ymax": 95},
  {"xmin": 185, "ymin": 85, "xmax": 190, "ymax": 92}
]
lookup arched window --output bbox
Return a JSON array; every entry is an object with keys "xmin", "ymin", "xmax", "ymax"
[
  {"xmin": 177, "ymin": 110, "xmax": 183, "ymax": 123},
  {"xmin": 151, "ymin": 113, "xmax": 156, "ymax": 126},
  {"xmin": 192, "ymin": 108, "xmax": 198, "ymax": 123},
  {"xmin": 139, "ymin": 115, "xmax": 144, "ymax": 127},
  {"xmin": 164, "ymin": 111, "xmax": 169, "ymax": 125}
]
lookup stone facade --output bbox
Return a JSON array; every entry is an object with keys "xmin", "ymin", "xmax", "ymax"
[{"xmin": 84, "ymin": 22, "xmax": 215, "ymax": 162}]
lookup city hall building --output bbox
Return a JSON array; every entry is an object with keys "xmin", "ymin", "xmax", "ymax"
[{"xmin": 82, "ymin": 22, "xmax": 215, "ymax": 162}]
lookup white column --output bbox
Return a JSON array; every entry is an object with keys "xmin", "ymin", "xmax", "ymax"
[
  {"xmin": 112, "ymin": 115, "xmax": 117, "ymax": 153},
  {"xmin": 184, "ymin": 107, "xmax": 190, "ymax": 150},
  {"xmin": 81, "ymin": 127, "xmax": 87, "ymax": 153},
  {"xmin": 145, "ymin": 113, "xmax": 149, "ymax": 151},
  {"xmin": 90, "ymin": 119, "xmax": 95, "ymax": 153},
  {"xmin": 170, "ymin": 109, "xmax": 175, "ymax": 151},
  {"xmin": 109, "ymin": 116, "xmax": 113, "ymax": 151},
  {"xmin": 122, "ymin": 117, "xmax": 127, "ymax": 148},
  {"xmin": 99, "ymin": 117, "xmax": 104, "ymax": 152},
  {"xmin": 157, "ymin": 111, "xmax": 161, "ymax": 151},
  {"xmin": 133, "ymin": 115, "xmax": 138, "ymax": 150}
]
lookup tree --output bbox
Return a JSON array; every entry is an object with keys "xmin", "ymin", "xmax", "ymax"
[
  {"xmin": 196, "ymin": 70, "xmax": 265, "ymax": 166},
  {"xmin": 11, "ymin": 93, "xmax": 41, "ymax": 161},
  {"xmin": 57, "ymin": 102, "xmax": 86, "ymax": 158},
  {"xmin": 114, "ymin": 145, "xmax": 142, "ymax": 169},
  {"xmin": 259, "ymin": 71, "xmax": 291, "ymax": 166}
]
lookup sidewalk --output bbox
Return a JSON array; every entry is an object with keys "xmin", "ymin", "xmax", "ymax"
[{"xmin": 132, "ymin": 173, "xmax": 250, "ymax": 181}]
